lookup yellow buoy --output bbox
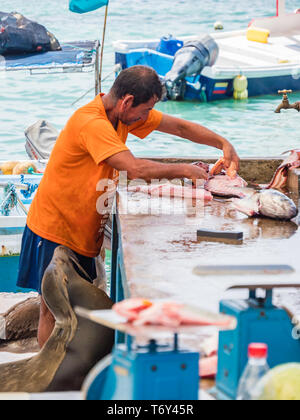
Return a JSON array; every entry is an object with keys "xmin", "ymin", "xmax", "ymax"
[
  {"xmin": 233, "ymin": 75, "xmax": 248, "ymax": 100},
  {"xmin": 0, "ymin": 161, "xmax": 20, "ymax": 175},
  {"xmin": 12, "ymin": 162, "xmax": 37, "ymax": 175},
  {"xmin": 234, "ymin": 89, "xmax": 249, "ymax": 100},
  {"xmin": 247, "ymin": 27, "xmax": 270, "ymax": 44}
]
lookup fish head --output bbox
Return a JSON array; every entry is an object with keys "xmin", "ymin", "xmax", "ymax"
[
  {"xmin": 258, "ymin": 189, "xmax": 298, "ymax": 220},
  {"xmin": 51, "ymin": 246, "xmax": 92, "ymax": 283},
  {"xmin": 231, "ymin": 192, "xmax": 260, "ymax": 217}
]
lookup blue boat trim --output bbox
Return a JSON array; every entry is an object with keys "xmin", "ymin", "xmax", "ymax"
[{"xmin": 115, "ymin": 47, "xmax": 300, "ymax": 102}]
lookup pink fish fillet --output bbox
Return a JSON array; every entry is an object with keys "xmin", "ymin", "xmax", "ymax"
[
  {"xmin": 113, "ymin": 300, "xmax": 233, "ymax": 328},
  {"xmin": 133, "ymin": 302, "xmax": 182, "ymax": 328},
  {"xmin": 199, "ymin": 355, "xmax": 218, "ymax": 379},
  {"xmin": 113, "ymin": 298, "xmax": 153, "ymax": 322},
  {"xmin": 128, "ymin": 184, "xmax": 213, "ymax": 201},
  {"xmin": 204, "ymin": 174, "xmax": 248, "ymax": 198},
  {"xmin": 267, "ymin": 149, "xmax": 300, "ymax": 189}
]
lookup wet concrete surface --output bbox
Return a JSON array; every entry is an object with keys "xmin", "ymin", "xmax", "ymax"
[{"xmin": 117, "ymin": 187, "xmax": 300, "ymax": 352}]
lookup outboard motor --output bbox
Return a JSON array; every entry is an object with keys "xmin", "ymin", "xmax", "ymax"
[{"xmin": 164, "ymin": 35, "xmax": 219, "ymax": 100}]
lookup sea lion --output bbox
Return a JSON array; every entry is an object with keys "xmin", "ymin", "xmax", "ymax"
[
  {"xmin": 0, "ymin": 246, "xmax": 114, "ymax": 393},
  {"xmin": 46, "ymin": 247, "xmax": 114, "ymax": 391}
]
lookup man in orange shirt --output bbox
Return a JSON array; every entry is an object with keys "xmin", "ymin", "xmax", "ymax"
[{"xmin": 17, "ymin": 65, "xmax": 239, "ymax": 347}]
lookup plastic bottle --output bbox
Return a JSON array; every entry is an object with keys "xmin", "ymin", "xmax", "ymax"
[{"xmin": 236, "ymin": 343, "xmax": 270, "ymax": 400}]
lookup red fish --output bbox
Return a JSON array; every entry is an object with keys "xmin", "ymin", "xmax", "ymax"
[
  {"xmin": 113, "ymin": 298, "xmax": 153, "ymax": 322},
  {"xmin": 209, "ymin": 157, "xmax": 238, "ymax": 179},
  {"xmin": 204, "ymin": 175, "xmax": 248, "ymax": 198},
  {"xmin": 204, "ymin": 158, "xmax": 248, "ymax": 198},
  {"xmin": 267, "ymin": 149, "xmax": 300, "ymax": 189}
]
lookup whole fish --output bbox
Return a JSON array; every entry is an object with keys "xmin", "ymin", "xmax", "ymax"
[
  {"xmin": 128, "ymin": 183, "xmax": 213, "ymax": 201},
  {"xmin": 267, "ymin": 149, "xmax": 300, "ymax": 189},
  {"xmin": 232, "ymin": 189, "xmax": 298, "ymax": 221}
]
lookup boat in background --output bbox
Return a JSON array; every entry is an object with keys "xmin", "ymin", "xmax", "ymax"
[
  {"xmin": 0, "ymin": 162, "xmax": 44, "ymax": 292},
  {"xmin": 113, "ymin": 0, "xmax": 300, "ymax": 102}
]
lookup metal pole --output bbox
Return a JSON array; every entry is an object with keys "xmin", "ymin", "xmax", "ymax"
[
  {"xmin": 99, "ymin": 4, "xmax": 109, "ymax": 93},
  {"xmin": 95, "ymin": 41, "xmax": 100, "ymax": 96}
]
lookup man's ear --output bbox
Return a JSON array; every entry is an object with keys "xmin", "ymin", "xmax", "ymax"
[{"xmin": 120, "ymin": 94, "xmax": 134, "ymax": 111}]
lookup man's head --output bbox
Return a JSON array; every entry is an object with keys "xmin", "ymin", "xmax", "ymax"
[{"xmin": 109, "ymin": 66, "xmax": 163, "ymax": 126}]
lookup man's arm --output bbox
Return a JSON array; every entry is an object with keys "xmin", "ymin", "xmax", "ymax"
[
  {"xmin": 104, "ymin": 150, "xmax": 208, "ymax": 183},
  {"xmin": 157, "ymin": 113, "xmax": 240, "ymax": 170}
]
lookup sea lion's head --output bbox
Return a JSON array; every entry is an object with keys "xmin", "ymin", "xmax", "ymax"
[{"xmin": 51, "ymin": 246, "xmax": 92, "ymax": 283}]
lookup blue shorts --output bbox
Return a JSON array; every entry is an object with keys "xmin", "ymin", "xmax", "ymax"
[{"xmin": 17, "ymin": 225, "xmax": 97, "ymax": 294}]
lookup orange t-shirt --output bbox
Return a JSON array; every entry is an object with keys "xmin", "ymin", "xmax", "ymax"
[{"xmin": 27, "ymin": 94, "xmax": 163, "ymax": 257}]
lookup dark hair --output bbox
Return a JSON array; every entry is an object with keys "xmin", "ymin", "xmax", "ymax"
[{"xmin": 110, "ymin": 65, "xmax": 163, "ymax": 107}]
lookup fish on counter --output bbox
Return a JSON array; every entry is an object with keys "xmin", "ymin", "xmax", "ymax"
[
  {"xmin": 231, "ymin": 189, "xmax": 298, "ymax": 221},
  {"xmin": 204, "ymin": 156, "xmax": 299, "ymax": 220},
  {"xmin": 204, "ymin": 175, "xmax": 248, "ymax": 198},
  {"xmin": 128, "ymin": 158, "xmax": 247, "ymax": 201},
  {"xmin": 128, "ymin": 183, "xmax": 213, "ymax": 201},
  {"xmin": 267, "ymin": 149, "xmax": 300, "ymax": 189},
  {"xmin": 127, "ymin": 155, "xmax": 299, "ymax": 221},
  {"xmin": 113, "ymin": 298, "xmax": 233, "ymax": 328}
]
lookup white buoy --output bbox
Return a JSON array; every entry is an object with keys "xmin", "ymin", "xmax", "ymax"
[
  {"xmin": 233, "ymin": 75, "xmax": 248, "ymax": 100},
  {"xmin": 214, "ymin": 21, "xmax": 224, "ymax": 30}
]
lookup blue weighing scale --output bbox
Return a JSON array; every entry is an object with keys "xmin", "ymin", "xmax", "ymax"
[
  {"xmin": 193, "ymin": 264, "xmax": 300, "ymax": 400},
  {"xmin": 75, "ymin": 307, "xmax": 236, "ymax": 400}
]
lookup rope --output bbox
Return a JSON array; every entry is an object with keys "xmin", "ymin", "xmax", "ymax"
[
  {"xmin": 0, "ymin": 177, "xmax": 37, "ymax": 216},
  {"xmin": 19, "ymin": 175, "xmax": 39, "ymax": 199},
  {"xmin": 0, "ymin": 183, "xmax": 18, "ymax": 216}
]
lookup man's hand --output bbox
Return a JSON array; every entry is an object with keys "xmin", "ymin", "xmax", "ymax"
[
  {"xmin": 222, "ymin": 142, "xmax": 240, "ymax": 172},
  {"xmin": 185, "ymin": 164, "xmax": 208, "ymax": 184}
]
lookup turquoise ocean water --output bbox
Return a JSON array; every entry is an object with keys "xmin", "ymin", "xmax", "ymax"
[{"xmin": 0, "ymin": 0, "xmax": 300, "ymax": 160}]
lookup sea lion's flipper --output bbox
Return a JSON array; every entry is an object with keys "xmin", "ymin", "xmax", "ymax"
[{"xmin": 1, "ymin": 296, "xmax": 40, "ymax": 342}]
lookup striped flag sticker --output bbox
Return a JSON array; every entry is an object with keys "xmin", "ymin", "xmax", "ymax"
[{"xmin": 213, "ymin": 82, "xmax": 228, "ymax": 95}]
